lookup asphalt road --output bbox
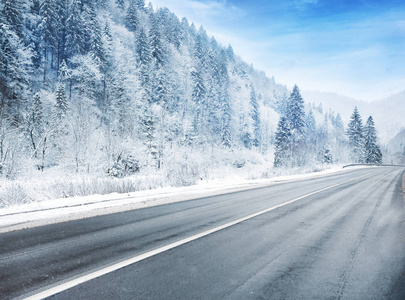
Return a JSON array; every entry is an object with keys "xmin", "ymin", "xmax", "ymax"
[{"xmin": 1, "ymin": 167, "xmax": 404, "ymax": 299}]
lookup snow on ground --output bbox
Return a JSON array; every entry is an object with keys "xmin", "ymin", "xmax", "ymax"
[{"xmin": 0, "ymin": 166, "xmax": 362, "ymax": 233}]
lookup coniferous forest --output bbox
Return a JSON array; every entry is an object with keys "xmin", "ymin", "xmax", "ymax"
[{"xmin": 0, "ymin": 0, "xmax": 382, "ymax": 205}]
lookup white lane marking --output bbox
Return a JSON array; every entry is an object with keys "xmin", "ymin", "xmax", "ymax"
[{"xmin": 23, "ymin": 177, "xmax": 360, "ymax": 300}]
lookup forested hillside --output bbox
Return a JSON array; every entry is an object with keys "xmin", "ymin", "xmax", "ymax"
[{"xmin": 0, "ymin": 0, "xmax": 380, "ymax": 204}]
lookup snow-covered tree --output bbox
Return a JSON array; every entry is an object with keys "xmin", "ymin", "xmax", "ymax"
[
  {"xmin": 284, "ymin": 85, "xmax": 306, "ymax": 166},
  {"xmin": 250, "ymin": 85, "xmax": 261, "ymax": 148},
  {"xmin": 2, "ymin": 0, "xmax": 24, "ymax": 38},
  {"xmin": 136, "ymin": 28, "xmax": 152, "ymax": 86},
  {"xmin": 54, "ymin": 82, "xmax": 68, "ymax": 120},
  {"xmin": 149, "ymin": 14, "xmax": 165, "ymax": 69},
  {"xmin": 126, "ymin": 0, "xmax": 139, "ymax": 32},
  {"xmin": 0, "ymin": 21, "xmax": 32, "ymax": 124},
  {"xmin": 364, "ymin": 116, "xmax": 382, "ymax": 164},
  {"xmin": 347, "ymin": 107, "xmax": 365, "ymax": 163},
  {"xmin": 274, "ymin": 116, "xmax": 291, "ymax": 167},
  {"xmin": 39, "ymin": 0, "xmax": 57, "ymax": 79},
  {"xmin": 65, "ymin": 0, "xmax": 84, "ymax": 57}
]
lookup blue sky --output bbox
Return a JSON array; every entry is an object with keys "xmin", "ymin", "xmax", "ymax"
[{"xmin": 149, "ymin": 0, "xmax": 405, "ymax": 101}]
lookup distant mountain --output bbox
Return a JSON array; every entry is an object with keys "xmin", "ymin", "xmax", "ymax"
[{"xmin": 301, "ymin": 90, "xmax": 405, "ymax": 143}]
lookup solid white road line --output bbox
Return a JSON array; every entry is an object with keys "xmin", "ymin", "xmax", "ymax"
[{"xmin": 23, "ymin": 177, "xmax": 360, "ymax": 300}]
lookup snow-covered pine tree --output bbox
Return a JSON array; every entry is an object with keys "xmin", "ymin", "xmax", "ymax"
[
  {"xmin": 65, "ymin": 0, "xmax": 84, "ymax": 58},
  {"xmin": 347, "ymin": 107, "xmax": 365, "ymax": 163},
  {"xmin": 226, "ymin": 44, "xmax": 235, "ymax": 62},
  {"xmin": 136, "ymin": 28, "xmax": 152, "ymax": 86},
  {"xmin": 285, "ymin": 85, "xmax": 306, "ymax": 165},
  {"xmin": 274, "ymin": 116, "xmax": 291, "ymax": 167},
  {"xmin": 0, "ymin": 16, "xmax": 32, "ymax": 125},
  {"xmin": 141, "ymin": 103, "xmax": 158, "ymax": 168},
  {"xmin": 39, "ymin": 0, "xmax": 57, "ymax": 79},
  {"xmin": 286, "ymin": 84, "xmax": 305, "ymax": 136},
  {"xmin": 304, "ymin": 109, "xmax": 317, "ymax": 161},
  {"xmin": 364, "ymin": 116, "xmax": 382, "ymax": 164},
  {"xmin": 250, "ymin": 85, "xmax": 261, "ymax": 148},
  {"xmin": 54, "ymin": 0, "xmax": 69, "ymax": 69},
  {"xmin": 126, "ymin": 0, "xmax": 139, "ymax": 32},
  {"xmin": 149, "ymin": 13, "xmax": 165, "ymax": 69},
  {"xmin": 87, "ymin": 6, "xmax": 105, "ymax": 68},
  {"xmin": 2, "ymin": 0, "xmax": 24, "ymax": 38},
  {"xmin": 54, "ymin": 82, "xmax": 68, "ymax": 120},
  {"xmin": 220, "ymin": 93, "xmax": 232, "ymax": 148},
  {"xmin": 190, "ymin": 66, "xmax": 205, "ymax": 141}
]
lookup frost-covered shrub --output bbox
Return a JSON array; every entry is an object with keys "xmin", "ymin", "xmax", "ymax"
[
  {"xmin": 0, "ymin": 182, "xmax": 30, "ymax": 207},
  {"xmin": 233, "ymin": 159, "xmax": 246, "ymax": 168},
  {"xmin": 166, "ymin": 164, "xmax": 198, "ymax": 187},
  {"xmin": 108, "ymin": 154, "xmax": 140, "ymax": 178}
]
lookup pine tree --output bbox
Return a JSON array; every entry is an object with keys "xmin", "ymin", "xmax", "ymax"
[
  {"xmin": 149, "ymin": 14, "xmax": 165, "ymax": 68},
  {"xmin": 190, "ymin": 66, "xmax": 205, "ymax": 141},
  {"xmin": 285, "ymin": 85, "xmax": 306, "ymax": 166},
  {"xmin": 136, "ymin": 28, "xmax": 152, "ymax": 86},
  {"xmin": 364, "ymin": 116, "xmax": 382, "ymax": 163},
  {"xmin": 220, "ymin": 93, "xmax": 232, "ymax": 148},
  {"xmin": 141, "ymin": 104, "xmax": 158, "ymax": 167},
  {"xmin": 87, "ymin": 6, "xmax": 106, "ymax": 71},
  {"xmin": 54, "ymin": 82, "xmax": 68, "ymax": 120},
  {"xmin": 226, "ymin": 44, "xmax": 235, "ymax": 62},
  {"xmin": 286, "ymin": 85, "xmax": 305, "ymax": 136},
  {"xmin": 55, "ymin": 0, "xmax": 69, "ymax": 68},
  {"xmin": 347, "ymin": 107, "xmax": 365, "ymax": 163},
  {"xmin": 305, "ymin": 109, "xmax": 317, "ymax": 159},
  {"xmin": 39, "ymin": 0, "xmax": 57, "ymax": 81},
  {"xmin": 2, "ymin": 0, "xmax": 24, "ymax": 38},
  {"xmin": 274, "ymin": 116, "xmax": 292, "ymax": 167},
  {"xmin": 153, "ymin": 69, "xmax": 168, "ymax": 105},
  {"xmin": 26, "ymin": 0, "xmax": 42, "ymax": 69},
  {"xmin": 250, "ymin": 85, "xmax": 261, "ymax": 148},
  {"xmin": 65, "ymin": 0, "xmax": 84, "ymax": 57},
  {"xmin": 0, "ymin": 20, "xmax": 32, "ymax": 124},
  {"xmin": 126, "ymin": 0, "xmax": 139, "ymax": 32}
]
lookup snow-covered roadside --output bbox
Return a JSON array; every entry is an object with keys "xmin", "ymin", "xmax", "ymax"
[{"xmin": 0, "ymin": 166, "xmax": 360, "ymax": 233}]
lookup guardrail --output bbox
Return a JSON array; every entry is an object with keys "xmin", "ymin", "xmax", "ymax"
[{"xmin": 342, "ymin": 163, "xmax": 405, "ymax": 168}]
